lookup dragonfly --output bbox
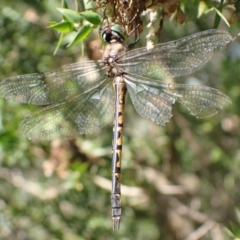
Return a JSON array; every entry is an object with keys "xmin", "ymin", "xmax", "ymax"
[{"xmin": 0, "ymin": 24, "xmax": 232, "ymax": 230}]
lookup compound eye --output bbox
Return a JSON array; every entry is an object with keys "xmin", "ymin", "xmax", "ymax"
[
  {"xmin": 110, "ymin": 24, "xmax": 126, "ymax": 38},
  {"xmin": 101, "ymin": 24, "xmax": 126, "ymax": 43}
]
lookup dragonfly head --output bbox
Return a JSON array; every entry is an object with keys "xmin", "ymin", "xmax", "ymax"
[{"xmin": 101, "ymin": 24, "xmax": 126, "ymax": 43}]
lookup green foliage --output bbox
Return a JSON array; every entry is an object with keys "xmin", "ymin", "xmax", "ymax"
[
  {"xmin": 67, "ymin": 24, "xmax": 92, "ymax": 47},
  {"xmin": 225, "ymin": 209, "xmax": 240, "ymax": 239},
  {"xmin": 49, "ymin": 2, "xmax": 101, "ymax": 53}
]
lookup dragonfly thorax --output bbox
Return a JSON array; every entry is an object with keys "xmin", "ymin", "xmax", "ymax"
[{"xmin": 103, "ymin": 41, "xmax": 126, "ymax": 77}]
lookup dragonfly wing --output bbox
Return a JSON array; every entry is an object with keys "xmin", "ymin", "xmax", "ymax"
[
  {"xmin": 120, "ymin": 30, "xmax": 232, "ymax": 80},
  {"xmin": 165, "ymin": 83, "xmax": 231, "ymax": 118},
  {"xmin": 125, "ymin": 76, "xmax": 175, "ymax": 126},
  {"xmin": 19, "ymin": 78, "xmax": 114, "ymax": 140},
  {"xmin": 125, "ymin": 73, "xmax": 231, "ymax": 124},
  {"xmin": 0, "ymin": 61, "xmax": 106, "ymax": 105}
]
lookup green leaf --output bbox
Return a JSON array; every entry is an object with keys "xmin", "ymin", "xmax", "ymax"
[
  {"xmin": 60, "ymin": 0, "xmax": 70, "ymax": 22},
  {"xmin": 214, "ymin": 7, "xmax": 230, "ymax": 27},
  {"xmin": 61, "ymin": 0, "xmax": 68, "ymax": 9},
  {"xmin": 67, "ymin": 24, "xmax": 92, "ymax": 47},
  {"xmin": 79, "ymin": 11, "xmax": 102, "ymax": 25},
  {"xmin": 198, "ymin": 1, "xmax": 208, "ymax": 18},
  {"xmin": 84, "ymin": 0, "xmax": 95, "ymax": 10},
  {"xmin": 57, "ymin": 8, "xmax": 82, "ymax": 23},
  {"xmin": 49, "ymin": 21, "xmax": 74, "ymax": 33},
  {"xmin": 53, "ymin": 31, "xmax": 64, "ymax": 55},
  {"xmin": 205, "ymin": 7, "xmax": 230, "ymax": 28}
]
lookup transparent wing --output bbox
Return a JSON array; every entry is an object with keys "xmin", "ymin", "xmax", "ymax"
[
  {"xmin": 125, "ymin": 73, "xmax": 231, "ymax": 126},
  {"xmin": 19, "ymin": 78, "xmax": 115, "ymax": 140},
  {"xmin": 119, "ymin": 30, "xmax": 232, "ymax": 80},
  {"xmin": 125, "ymin": 77, "xmax": 175, "ymax": 126},
  {"xmin": 0, "ymin": 60, "xmax": 106, "ymax": 105}
]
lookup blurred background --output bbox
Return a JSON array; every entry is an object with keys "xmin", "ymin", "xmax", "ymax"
[{"xmin": 0, "ymin": 0, "xmax": 240, "ymax": 239}]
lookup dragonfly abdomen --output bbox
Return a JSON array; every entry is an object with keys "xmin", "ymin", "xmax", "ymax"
[{"xmin": 111, "ymin": 76, "xmax": 127, "ymax": 230}]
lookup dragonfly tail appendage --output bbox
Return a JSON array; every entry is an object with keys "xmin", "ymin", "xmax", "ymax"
[
  {"xmin": 111, "ymin": 195, "xmax": 121, "ymax": 230},
  {"xmin": 111, "ymin": 77, "xmax": 127, "ymax": 230}
]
